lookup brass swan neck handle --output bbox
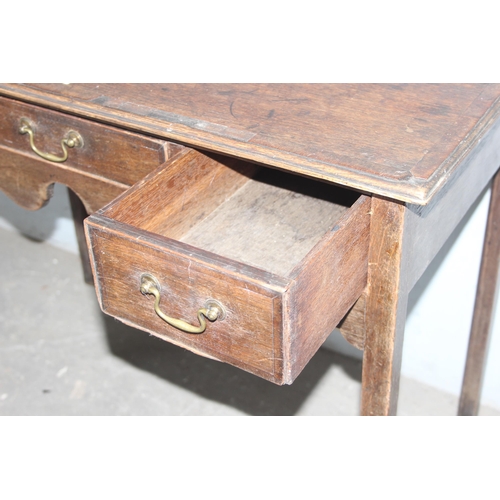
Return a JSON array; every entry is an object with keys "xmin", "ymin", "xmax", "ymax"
[
  {"xmin": 19, "ymin": 118, "xmax": 83, "ymax": 163},
  {"xmin": 140, "ymin": 273, "xmax": 226, "ymax": 334}
]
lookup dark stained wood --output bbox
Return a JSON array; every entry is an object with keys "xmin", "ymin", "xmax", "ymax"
[
  {"xmin": 338, "ymin": 293, "xmax": 367, "ymax": 350},
  {"xmin": 86, "ymin": 217, "xmax": 286, "ymax": 383},
  {"xmin": 0, "ymin": 95, "xmax": 180, "ymax": 287},
  {"xmin": 3, "ymin": 84, "xmax": 500, "ymax": 414},
  {"xmin": 1, "ymin": 84, "xmax": 500, "ymax": 205},
  {"xmin": 0, "ymin": 96, "xmax": 173, "ymax": 186},
  {"xmin": 458, "ymin": 169, "xmax": 500, "ymax": 416},
  {"xmin": 85, "ymin": 148, "xmax": 370, "ymax": 384},
  {"xmin": 0, "ymin": 145, "xmax": 127, "ymax": 213},
  {"xmin": 342, "ymin": 115, "xmax": 500, "ymax": 354},
  {"xmin": 68, "ymin": 189, "xmax": 93, "ymax": 284},
  {"xmin": 361, "ymin": 197, "xmax": 409, "ymax": 416},
  {"xmin": 404, "ymin": 117, "xmax": 500, "ymax": 289}
]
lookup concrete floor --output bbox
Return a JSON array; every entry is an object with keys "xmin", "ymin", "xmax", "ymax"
[{"xmin": 1, "ymin": 226, "xmax": 498, "ymax": 416}]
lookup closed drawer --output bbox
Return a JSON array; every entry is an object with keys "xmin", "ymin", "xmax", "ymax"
[
  {"xmin": 85, "ymin": 148, "xmax": 371, "ymax": 384},
  {"xmin": 0, "ymin": 96, "xmax": 180, "ymax": 186}
]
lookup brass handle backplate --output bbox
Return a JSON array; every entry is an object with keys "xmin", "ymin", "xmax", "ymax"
[
  {"xmin": 19, "ymin": 118, "xmax": 83, "ymax": 163},
  {"xmin": 140, "ymin": 273, "xmax": 226, "ymax": 334}
]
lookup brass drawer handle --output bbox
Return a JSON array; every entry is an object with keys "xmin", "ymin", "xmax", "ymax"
[
  {"xmin": 140, "ymin": 273, "xmax": 226, "ymax": 334},
  {"xmin": 19, "ymin": 118, "xmax": 83, "ymax": 163}
]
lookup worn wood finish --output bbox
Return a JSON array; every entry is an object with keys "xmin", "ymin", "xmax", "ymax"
[
  {"xmin": 104, "ymin": 148, "xmax": 257, "ymax": 240},
  {"xmin": 0, "ymin": 95, "xmax": 179, "ymax": 286},
  {"xmin": 0, "ymin": 145, "xmax": 127, "ymax": 213},
  {"xmin": 338, "ymin": 293, "xmax": 367, "ymax": 350},
  {"xmin": 0, "ymin": 96, "xmax": 174, "ymax": 186},
  {"xmin": 2, "ymin": 84, "xmax": 500, "ymax": 205},
  {"xmin": 3, "ymin": 84, "xmax": 500, "ymax": 414},
  {"xmin": 404, "ymin": 117, "xmax": 500, "ymax": 289},
  {"xmin": 85, "ymin": 148, "xmax": 371, "ymax": 384},
  {"xmin": 339, "ymin": 111, "xmax": 500, "ymax": 351},
  {"xmin": 68, "ymin": 189, "xmax": 93, "ymax": 284},
  {"xmin": 181, "ymin": 168, "xmax": 354, "ymax": 276},
  {"xmin": 458, "ymin": 169, "xmax": 500, "ymax": 415},
  {"xmin": 361, "ymin": 197, "xmax": 409, "ymax": 416},
  {"xmin": 86, "ymin": 217, "xmax": 286, "ymax": 383},
  {"xmin": 285, "ymin": 196, "xmax": 371, "ymax": 381}
]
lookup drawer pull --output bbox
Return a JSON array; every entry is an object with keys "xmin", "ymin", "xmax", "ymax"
[
  {"xmin": 19, "ymin": 118, "xmax": 83, "ymax": 163},
  {"xmin": 140, "ymin": 273, "xmax": 226, "ymax": 334}
]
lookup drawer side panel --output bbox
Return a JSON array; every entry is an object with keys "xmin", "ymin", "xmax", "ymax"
[{"xmin": 284, "ymin": 195, "xmax": 371, "ymax": 383}]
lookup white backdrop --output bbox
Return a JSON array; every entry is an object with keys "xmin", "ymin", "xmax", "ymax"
[{"xmin": 1, "ymin": 183, "xmax": 499, "ymax": 410}]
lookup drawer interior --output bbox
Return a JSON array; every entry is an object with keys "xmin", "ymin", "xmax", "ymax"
[
  {"xmin": 104, "ymin": 149, "xmax": 360, "ymax": 277},
  {"xmin": 180, "ymin": 168, "xmax": 359, "ymax": 276}
]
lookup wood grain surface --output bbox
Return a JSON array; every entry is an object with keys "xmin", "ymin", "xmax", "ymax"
[
  {"xmin": 285, "ymin": 195, "xmax": 371, "ymax": 381},
  {"xmin": 181, "ymin": 167, "xmax": 352, "ymax": 276},
  {"xmin": 0, "ymin": 95, "xmax": 173, "ymax": 187},
  {"xmin": 2, "ymin": 84, "xmax": 500, "ymax": 205},
  {"xmin": 4, "ymin": 84, "xmax": 499, "ymax": 412},
  {"xmin": 68, "ymin": 188, "xmax": 93, "ymax": 284},
  {"xmin": 0, "ymin": 146, "xmax": 127, "ymax": 213},
  {"xmin": 361, "ymin": 197, "xmax": 408, "ymax": 416},
  {"xmin": 86, "ymin": 218, "xmax": 285, "ymax": 383},
  {"xmin": 86, "ymin": 148, "xmax": 370, "ymax": 384},
  {"xmin": 404, "ymin": 117, "xmax": 500, "ymax": 289},
  {"xmin": 338, "ymin": 293, "xmax": 367, "ymax": 350}
]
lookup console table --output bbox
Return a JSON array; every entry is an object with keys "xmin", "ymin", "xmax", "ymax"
[{"xmin": 1, "ymin": 83, "xmax": 499, "ymax": 415}]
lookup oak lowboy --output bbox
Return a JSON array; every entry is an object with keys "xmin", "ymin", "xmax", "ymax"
[{"xmin": 1, "ymin": 83, "xmax": 500, "ymax": 415}]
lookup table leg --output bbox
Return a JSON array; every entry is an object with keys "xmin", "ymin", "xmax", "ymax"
[
  {"xmin": 68, "ymin": 188, "xmax": 93, "ymax": 284},
  {"xmin": 361, "ymin": 197, "xmax": 409, "ymax": 416},
  {"xmin": 458, "ymin": 169, "xmax": 500, "ymax": 416}
]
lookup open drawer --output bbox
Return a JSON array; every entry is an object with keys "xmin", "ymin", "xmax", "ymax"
[{"xmin": 85, "ymin": 148, "xmax": 371, "ymax": 384}]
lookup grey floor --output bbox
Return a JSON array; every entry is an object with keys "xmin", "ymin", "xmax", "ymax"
[{"xmin": 1, "ymin": 227, "xmax": 498, "ymax": 416}]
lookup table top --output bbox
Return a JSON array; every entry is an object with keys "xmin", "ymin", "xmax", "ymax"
[{"xmin": 1, "ymin": 83, "xmax": 500, "ymax": 205}]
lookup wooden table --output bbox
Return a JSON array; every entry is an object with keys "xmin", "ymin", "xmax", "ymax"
[{"xmin": 1, "ymin": 83, "xmax": 499, "ymax": 415}]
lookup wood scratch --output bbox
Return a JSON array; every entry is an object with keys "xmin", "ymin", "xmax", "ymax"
[
  {"xmin": 208, "ymin": 171, "xmax": 217, "ymax": 188},
  {"xmin": 181, "ymin": 186, "xmax": 186, "ymax": 211}
]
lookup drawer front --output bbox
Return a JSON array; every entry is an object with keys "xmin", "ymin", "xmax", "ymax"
[
  {"xmin": 86, "ymin": 219, "xmax": 286, "ymax": 383},
  {"xmin": 0, "ymin": 96, "xmax": 176, "ymax": 186}
]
